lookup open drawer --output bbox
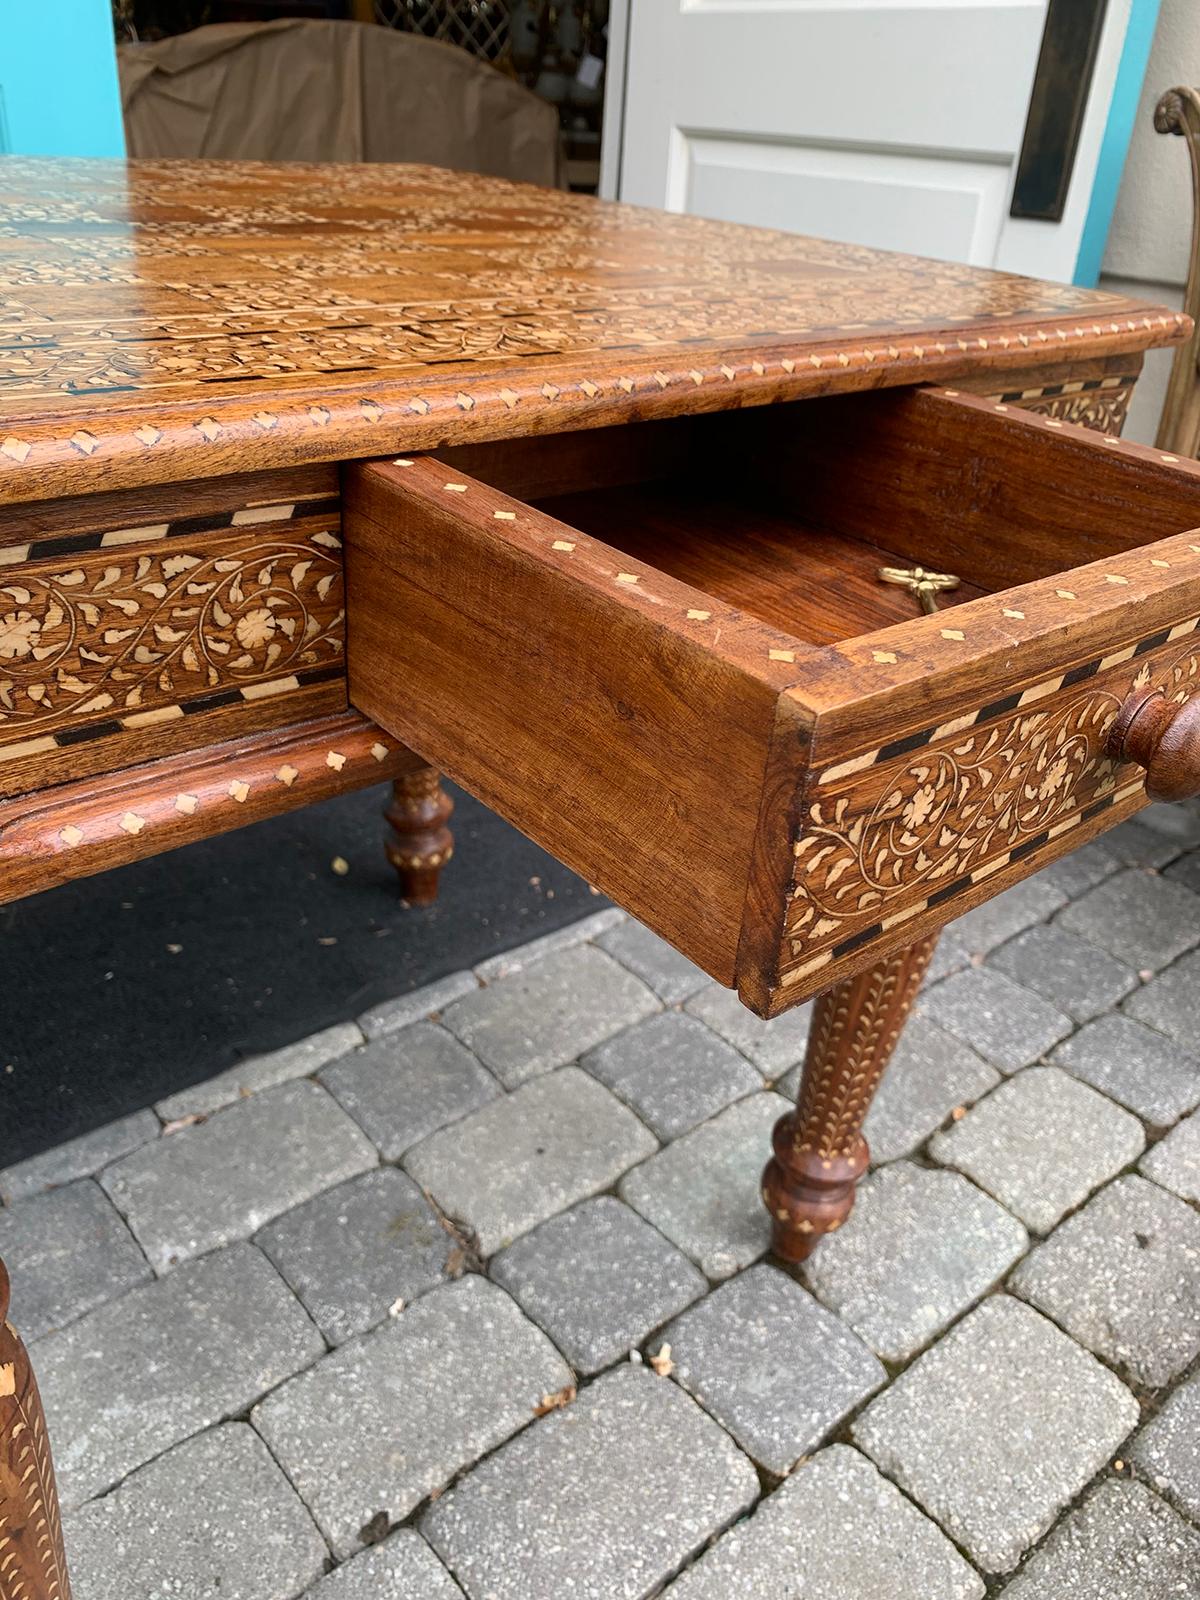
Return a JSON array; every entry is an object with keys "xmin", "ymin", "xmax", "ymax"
[{"xmin": 343, "ymin": 387, "xmax": 1200, "ymax": 1015}]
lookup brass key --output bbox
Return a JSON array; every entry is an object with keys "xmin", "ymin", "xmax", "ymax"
[{"xmin": 877, "ymin": 564, "xmax": 961, "ymax": 614}]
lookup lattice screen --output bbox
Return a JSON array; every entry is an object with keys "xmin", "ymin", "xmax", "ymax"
[{"xmin": 373, "ymin": 0, "xmax": 511, "ymax": 62}]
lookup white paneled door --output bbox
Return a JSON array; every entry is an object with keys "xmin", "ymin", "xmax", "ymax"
[{"xmin": 607, "ymin": 0, "xmax": 1137, "ymax": 282}]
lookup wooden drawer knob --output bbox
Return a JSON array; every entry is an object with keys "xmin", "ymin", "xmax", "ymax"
[{"xmin": 1108, "ymin": 688, "xmax": 1200, "ymax": 802}]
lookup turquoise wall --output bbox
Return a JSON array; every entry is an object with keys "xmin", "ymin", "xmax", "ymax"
[
  {"xmin": 1075, "ymin": 0, "xmax": 1164, "ymax": 284},
  {"xmin": 0, "ymin": 1, "xmax": 124, "ymax": 156}
]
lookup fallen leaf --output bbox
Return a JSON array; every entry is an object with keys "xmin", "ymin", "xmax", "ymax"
[
  {"xmin": 162, "ymin": 1113, "xmax": 204, "ymax": 1136},
  {"xmin": 649, "ymin": 1343, "xmax": 674, "ymax": 1377},
  {"xmin": 318, "ymin": 936, "xmax": 338, "ymax": 946},
  {"xmin": 331, "ymin": 856, "xmax": 349, "ymax": 876},
  {"xmin": 533, "ymin": 1385, "xmax": 577, "ymax": 1416}
]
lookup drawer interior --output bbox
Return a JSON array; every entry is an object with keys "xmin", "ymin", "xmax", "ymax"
[
  {"xmin": 438, "ymin": 386, "xmax": 1200, "ymax": 652},
  {"xmin": 530, "ymin": 479, "xmax": 988, "ymax": 645},
  {"xmin": 347, "ymin": 382, "xmax": 1200, "ymax": 1013}
]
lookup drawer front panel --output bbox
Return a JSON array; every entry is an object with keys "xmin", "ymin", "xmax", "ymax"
[
  {"xmin": 343, "ymin": 455, "xmax": 802, "ymax": 985},
  {"xmin": 992, "ymin": 372, "xmax": 1137, "ymax": 432},
  {"xmin": 0, "ymin": 475, "xmax": 346, "ymax": 796},
  {"xmin": 778, "ymin": 616, "xmax": 1200, "ymax": 998}
]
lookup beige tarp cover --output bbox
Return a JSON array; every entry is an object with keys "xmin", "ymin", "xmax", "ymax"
[{"xmin": 119, "ymin": 18, "xmax": 561, "ymax": 185}]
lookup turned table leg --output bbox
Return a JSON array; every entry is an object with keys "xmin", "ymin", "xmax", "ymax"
[
  {"xmin": 0, "ymin": 1259, "xmax": 71, "ymax": 1600},
  {"xmin": 763, "ymin": 933, "xmax": 939, "ymax": 1261},
  {"xmin": 384, "ymin": 766, "xmax": 454, "ymax": 905}
]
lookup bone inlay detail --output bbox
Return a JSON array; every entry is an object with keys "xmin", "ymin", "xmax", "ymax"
[
  {"xmin": 0, "ymin": 162, "xmax": 1180, "ymax": 500},
  {"xmin": 783, "ymin": 628, "xmax": 1200, "ymax": 983},
  {"xmin": 0, "ymin": 525, "xmax": 344, "ymax": 755}
]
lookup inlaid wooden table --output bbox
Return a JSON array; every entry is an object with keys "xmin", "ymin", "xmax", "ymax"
[{"xmin": 1, "ymin": 158, "xmax": 1197, "ymax": 1596}]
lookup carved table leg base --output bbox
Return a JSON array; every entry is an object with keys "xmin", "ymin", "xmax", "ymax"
[
  {"xmin": 384, "ymin": 767, "xmax": 454, "ymax": 905},
  {"xmin": 763, "ymin": 933, "xmax": 939, "ymax": 1262},
  {"xmin": 0, "ymin": 1260, "xmax": 72, "ymax": 1600},
  {"xmin": 763, "ymin": 1124, "xmax": 869, "ymax": 1262}
]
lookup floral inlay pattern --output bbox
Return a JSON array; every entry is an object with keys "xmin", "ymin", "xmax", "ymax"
[
  {"xmin": 0, "ymin": 159, "xmax": 1181, "ymax": 502},
  {"xmin": 0, "ymin": 529, "xmax": 343, "ymax": 737},
  {"xmin": 1006, "ymin": 383, "xmax": 1136, "ymax": 434},
  {"xmin": 784, "ymin": 642, "xmax": 1200, "ymax": 969}
]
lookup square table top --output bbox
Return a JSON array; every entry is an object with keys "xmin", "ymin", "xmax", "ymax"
[{"xmin": 0, "ymin": 158, "xmax": 1185, "ymax": 502}]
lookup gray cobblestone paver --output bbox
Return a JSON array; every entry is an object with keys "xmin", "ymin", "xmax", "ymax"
[
  {"xmin": 1141, "ymin": 1111, "xmax": 1200, "ymax": 1201},
  {"xmin": 1140, "ymin": 799, "xmax": 1200, "ymax": 843},
  {"xmin": 999, "ymin": 1479, "xmax": 1200, "ymax": 1600},
  {"xmin": 37, "ymin": 1242, "xmax": 324, "ymax": 1511},
  {"xmin": 1130, "ymin": 1372, "xmax": 1200, "ymax": 1523},
  {"xmin": 1037, "ymin": 840, "xmax": 1121, "ymax": 898},
  {"xmin": 684, "ymin": 985, "xmax": 811, "ymax": 1076},
  {"xmin": 302, "ymin": 1531, "xmax": 465, "ymax": 1599},
  {"xmin": 472, "ymin": 908, "xmax": 625, "ymax": 981},
  {"xmin": 154, "ymin": 1020, "xmax": 363, "ymax": 1121},
  {"xmin": 443, "ymin": 944, "xmax": 658, "ymax": 1086},
  {"xmin": 597, "ymin": 918, "xmax": 710, "ymax": 1002},
  {"xmin": 1124, "ymin": 948, "xmax": 1200, "ymax": 1046},
  {"xmin": 0, "ymin": 1179, "xmax": 150, "ymax": 1342},
  {"xmin": 0, "ymin": 1109, "xmax": 159, "ymax": 1203},
  {"xmin": 320, "ymin": 1022, "xmax": 501, "ymax": 1160},
  {"xmin": 489, "ymin": 1196, "xmax": 706, "ymax": 1374},
  {"xmin": 1164, "ymin": 846, "xmax": 1200, "ymax": 895},
  {"xmin": 803, "ymin": 1163, "xmax": 1028, "ymax": 1361},
  {"xmin": 1051, "ymin": 1013, "xmax": 1200, "ymax": 1126},
  {"xmin": 990, "ymin": 925, "xmax": 1138, "ymax": 1023},
  {"xmin": 1096, "ymin": 815, "xmax": 1191, "ymax": 870},
  {"xmin": 918, "ymin": 967, "xmax": 1073, "ymax": 1072},
  {"xmin": 862, "ymin": 1016, "xmax": 1000, "ymax": 1165},
  {"xmin": 357, "ymin": 970, "xmax": 480, "ymax": 1039},
  {"xmin": 852, "ymin": 1296, "xmax": 1138, "ymax": 1575},
  {"xmin": 1057, "ymin": 866, "xmax": 1200, "ymax": 970},
  {"xmin": 953, "ymin": 875, "xmax": 1068, "ymax": 956},
  {"xmin": 1139, "ymin": 799, "xmax": 1200, "ymax": 840},
  {"xmin": 257, "ymin": 1167, "xmax": 455, "ymax": 1345},
  {"xmin": 928, "ymin": 1067, "xmax": 1144, "ymax": 1232},
  {"xmin": 252, "ymin": 1276, "xmax": 572, "ymax": 1559},
  {"xmin": 101, "ymin": 1079, "xmax": 377, "ymax": 1273},
  {"xmin": 421, "ymin": 1365, "xmax": 759, "ymax": 1600},
  {"xmin": 663, "ymin": 1445, "xmax": 984, "ymax": 1600},
  {"xmin": 24, "ymin": 857, "xmax": 1200, "ymax": 1600},
  {"xmin": 1010, "ymin": 1175, "xmax": 1200, "ymax": 1388},
  {"xmin": 64, "ymin": 1423, "xmax": 327, "ymax": 1600},
  {"xmin": 619, "ymin": 1092, "xmax": 790, "ymax": 1278},
  {"xmin": 405, "ymin": 1067, "xmax": 656, "ymax": 1256},
  {"xmin": 662, "ymin": 1264, "xmax": 884, "ymax": 1473},
  {"xmin": 926, "ymin": 930, "xmax": 971, "ymax": 983},
  {"xmin": 582, "ymin": 1012, "xmax": 761, "ymax": 1139}
]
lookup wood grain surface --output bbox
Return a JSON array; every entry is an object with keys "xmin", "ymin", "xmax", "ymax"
[
  {"xmin": 344, "ymin": 388, "xmax": 1200, "ymax": 1011},
  {"xmin": 0, "ymin": 711, "xmax": 416, "ymax": 904},
  {"xmin": 0, "ymin": 160, "xmax": 1185, "ymax": 504},
  {"xmin": 0, "ymin": 466, "xmax": 347, "ymax": 797}
]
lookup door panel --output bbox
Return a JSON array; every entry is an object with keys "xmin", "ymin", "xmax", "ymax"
[
  {"xmin": 677, "ymin": 136, "xmax": 1015, "ymax": 262},
  {"xmin": 616, "ymin": 0, "xmax": 1134, "ymax": 279}
]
